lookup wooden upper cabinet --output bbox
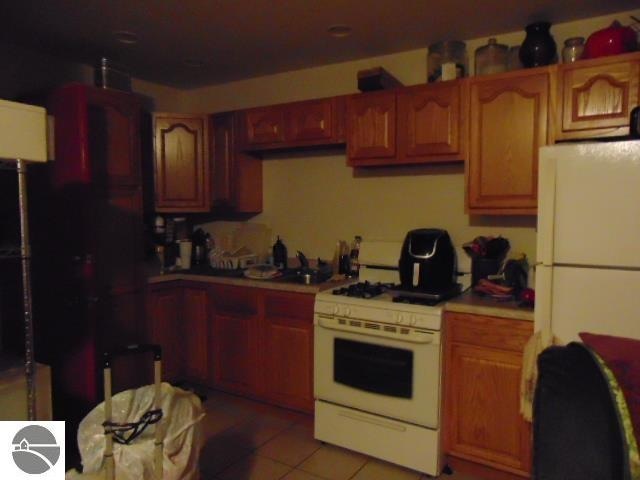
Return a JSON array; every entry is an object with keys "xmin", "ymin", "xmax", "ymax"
[
  {"xmin": 244, "ymin": 106, "xmax": 286, "ymax": 145},
  {"xmin": 467, "ymin": 68, "xmax": 552, "ymax": 215},
  {"xmin": 153, "ymin": 113, "xmax": 210, "ymax": 212},
  {"xmin": 211, "ymin": 113, "xmax": 233, "ymax": 207},
  {"xmin": 397, "ymin": 81, "xmax": 466, "ymax": 164},
  {"xmin": 210, "ymin": 112, "xmax": 262, "ymax": 213},
  {"xmin": 347, "ymin": 82, "xmax": 465, "ymax": 166},
  {"xmin": 240, "ymin": 96, "xmax": 345, "ymax": 150},
  {"xmin": 86, "ymin": 88, "xmax": 142, "ymax": 187},
  {"xmin": 287, "ymin": 98, "xmax": 334, "ymax": 142},
  {"xmin": 347, "ymin": 90, "xmax": 396, "ymax": 164},
  {"xmin": 556, "ymin": 52, "xmax": 640, "ymax": 140}
]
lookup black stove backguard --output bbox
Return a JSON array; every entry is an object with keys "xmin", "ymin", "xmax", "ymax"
[{"xmin": 399, "ymin": 229, "xmax": 456, "ymax": 293}]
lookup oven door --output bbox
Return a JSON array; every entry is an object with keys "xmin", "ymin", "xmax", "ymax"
[{"xmin": 314, "ymin": 315, "xmax": 442, "ymax": 428}]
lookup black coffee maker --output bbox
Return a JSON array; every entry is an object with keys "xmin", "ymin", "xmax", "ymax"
[{"xmin": 399, "ymin": 229, "xmax": 457, "ymax": 294}]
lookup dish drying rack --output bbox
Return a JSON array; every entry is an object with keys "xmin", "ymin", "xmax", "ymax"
[{"xmin": 209, "ymin": 246, "xmax": 257, "ymax": 269}]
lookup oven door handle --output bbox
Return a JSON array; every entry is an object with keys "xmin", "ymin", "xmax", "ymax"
[{"xmin": 316, "ymin": 316, "xmax": 437, "ymax": 344}]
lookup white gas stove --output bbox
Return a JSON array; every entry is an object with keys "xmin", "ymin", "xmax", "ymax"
[{"xmin": 313, "ymin": 240, "xmax": 457, "ymax": 476}]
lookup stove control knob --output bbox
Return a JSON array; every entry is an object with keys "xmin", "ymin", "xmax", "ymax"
[
  {"xmin": 398, "ymin": 313, "xmax": 407, "ymax": 325},
  {"xmin": 410, "ymin": 315, "xmax": 417, "ymax": 326},
  {"xmin": 392, "ymin": 312, "xmax": 399, "ymax": 323},
  {"xmin": 332, "ymin": 306, "xmax": 339, "ymax": 315},
  {"xmin": 344, "ymin": 308, "xmax": 352, "ymax": 317}
]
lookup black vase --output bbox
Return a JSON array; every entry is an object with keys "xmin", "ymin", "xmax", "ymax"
[{"xmin": 519, "ymin": 22, "xmax": 557, "ymax": 67}]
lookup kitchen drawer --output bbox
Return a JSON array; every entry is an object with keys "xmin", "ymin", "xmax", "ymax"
[
  {"xmin": 210, "ymin": 284, "xmax": 259, "ymax": 316},
  {"xmin": 446, "ymin": 312, "xmax": 532, "ymax": 352},
  {"xmin": 264, "ymin": 291, "xmax": 314, "ymax": 321}
]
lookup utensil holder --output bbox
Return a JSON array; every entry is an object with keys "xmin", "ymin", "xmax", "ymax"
[{"xmin": 471, "ymin": 258, "xmax": 501, "ymax": 286}]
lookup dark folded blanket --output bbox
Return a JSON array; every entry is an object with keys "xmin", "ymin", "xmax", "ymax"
[{"xmin": 580, "ymin": 332, "xmax": 640, "ymax": 480}]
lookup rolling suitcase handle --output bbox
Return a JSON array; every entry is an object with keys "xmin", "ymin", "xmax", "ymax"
[{"xmin": 102, "ymin": 344, "xmax": 163, "ymax": 480}]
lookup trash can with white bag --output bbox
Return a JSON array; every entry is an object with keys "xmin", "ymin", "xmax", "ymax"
[{"xmin": 66, "ymin": 344, "xmax": 204, "ymax": 480}]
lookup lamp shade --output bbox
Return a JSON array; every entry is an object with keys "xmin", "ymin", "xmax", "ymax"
[{"xmin": 0, "ymin": 98, "xmax": 47, "ymax": 162}]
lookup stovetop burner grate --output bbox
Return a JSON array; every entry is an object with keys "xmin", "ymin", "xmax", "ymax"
[{"xmin": 332, "ymin": 281, "xmax": 397, "ymax": 299}]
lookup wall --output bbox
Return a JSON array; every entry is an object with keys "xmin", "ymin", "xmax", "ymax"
[{"xmin": 180, "ymin": 9, "xmax": 639, "ymax": 264}]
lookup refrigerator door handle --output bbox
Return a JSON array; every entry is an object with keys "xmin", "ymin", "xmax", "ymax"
[{"xmin": 536, "ymin": 150, "xmax": 556, "ymax": 266}]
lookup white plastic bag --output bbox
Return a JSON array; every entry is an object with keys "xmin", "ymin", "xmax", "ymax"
[{"xmin": 74, "ymin": 382, "xmax": 204, "ymax": 480}]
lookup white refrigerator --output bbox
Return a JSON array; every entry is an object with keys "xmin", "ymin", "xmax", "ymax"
[{"xmin": 535, "ymin": 139, "xmax": 640, "ymax": 343}]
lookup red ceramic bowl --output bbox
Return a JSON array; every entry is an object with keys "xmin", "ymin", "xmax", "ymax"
[{"xmin": 584, "ymin": 22, "xmax": 638, "ymax": 59}]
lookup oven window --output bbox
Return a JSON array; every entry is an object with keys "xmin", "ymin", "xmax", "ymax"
[{"xmin": 334, "ymin": 338, "xmax": 413, "ymax": 398}]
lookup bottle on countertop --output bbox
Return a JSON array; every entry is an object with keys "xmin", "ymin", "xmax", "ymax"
[
  {"xmin": 338, "ymin": 240, "xmax": 351, "ymax": 275},
  {"xmin": 272, "ymin": 236, "xmax": 288, "ymax": 270},
  {"xmin": 349, "ymin": 235, "xmax": 362, "ymax": 277}
]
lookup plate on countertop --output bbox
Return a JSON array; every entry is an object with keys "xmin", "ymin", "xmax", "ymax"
[{"xmin": 244, "ymin": 264, "xmax": 280, "ymax": 280}]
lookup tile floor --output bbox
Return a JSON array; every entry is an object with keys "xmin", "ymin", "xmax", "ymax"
[{"xmin": 198, "ymin": 389, "xmax": 481, "ymax": 480}]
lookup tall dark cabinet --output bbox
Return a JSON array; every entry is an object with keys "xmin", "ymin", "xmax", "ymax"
[{"xmin": 33, "ymin": 84, "xmax": 146, "ymax": 462}]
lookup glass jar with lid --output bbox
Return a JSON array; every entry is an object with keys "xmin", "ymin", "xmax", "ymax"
[
  {"xmin": 562, "ymin": 37, "xmax": 585, "ymax": 63},
  {"xmin": 428, "ymin": 41, "xmax": 467, "ymax": 82},
  {"xmin": 475, "ymin": 38, "xmax": 508, "ymax": 76}
]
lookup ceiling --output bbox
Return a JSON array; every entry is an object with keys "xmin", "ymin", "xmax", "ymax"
[{"xmin": 3, "ymin": 0, "xmax": 638, "ymax": 89}]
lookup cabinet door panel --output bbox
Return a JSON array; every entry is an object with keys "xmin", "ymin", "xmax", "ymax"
[
  {"xmin": 211, "ymin": 112, "xmax": 263, "ymax": 213},
  {"xmin": 468, "ymin": 71, "xmax": 550, "ymax": 213},
  {"xmin": 444, "ymin": 312, "xmax": 533, "ymax": 477},
  {"xmin": 558, "ymin": 54, "xmax": 640, "ymax": 139},
  {"xmin": 245, "ymin": 107, "xmax": 286, "ymax": 145},
  {"xmin": 347, "ymin": 91, "xmax": 396, "ymax": 163},
  {"xmin": 87, "ymin": 88, "xmax": 141, "ymax": 186},
  {"xmin": 210, "ymin": 284, "xmax": 259, "ymax": 316},
  {"xmin": 262, "ymin": 292, "xmax": 314, "ymax": 412},
  {"xmin": 99, "ymin": 188, "xmax": 143, "ymax": 293},
  {"xmin": 183, "ymin": 285, "xmax": 209, "ymax": 383},
  {"xmin": 288, "ymin": 99, "xmax": 333, "ymax": 142},
  {"xmin": 447, "ymin": 344, "xmax": 530, "ymax": 473},
  {"xmin": 146, "ymin": 286, "xmax": 183, "ymax": 384},
  {"xmin": 398, "ymin": 82, "xmax": 464, "ymax": 163},
  {"xmin": 154, "ymin": 114, "xmax": 210, "ymax": 212},
  {"xmin": 211, "ymin": 313, "xmax": 256, "ymax": 394},
  {"xmin": 211, "ymin": 113, "xmax": 234, "ymax": 207}
]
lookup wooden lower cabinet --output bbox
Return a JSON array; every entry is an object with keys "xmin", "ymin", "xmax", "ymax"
[
  {"xmin": 182, "ymin": 283, "xmax": 210, "ymax": 384},
  {"xmin": 146, "ymin": 282, "xmax": 184, "ymax": 384},
  {"xmin": 145, "ymin": 281, "xmax": 209, "ymax": 385},
  {"xmin": 210, "ymin": 311, "xmax": 258, "ymax": 395},
  {"xmin": 146, "ymin": 281, "xmax": 315, "ymax": 413},
  {"xmin": 209, "ymin": 285, "xmax": 315, "ymax": 413},
  {"xmin": 261, "ymin": 291, "xmax": 314, "ymax": 412},
  {"xmin": 209, "ymin": 284, "xmax": 260, "ymax": 395},
  {"xmin": 444, "ymin": 311, "xmax": 533, "ymax": 478}
]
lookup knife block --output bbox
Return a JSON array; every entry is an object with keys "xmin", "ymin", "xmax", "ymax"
[{"xmin": 471, "ymin": 258, "xmax": 501, "ymax": 286}]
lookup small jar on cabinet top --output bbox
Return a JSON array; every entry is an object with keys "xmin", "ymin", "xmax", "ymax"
[
  {"xmin": 474, "ymin": 38, "xmax": 508, "ymax": 76},
  {"xmin": 562, "ymin": 37, "xmax": 585, "ymax": 63},
  {"xmin": 428, "ymin": 41, "xmax": 467, "ymax": 82}
]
